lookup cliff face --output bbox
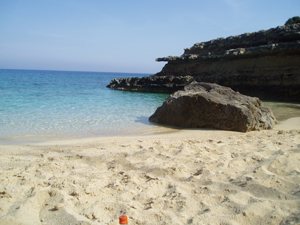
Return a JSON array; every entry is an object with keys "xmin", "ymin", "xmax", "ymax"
[
  {"xmin": 107, "ymin": 22, "xmax": 300, "ymax": 102},
  {"xmin": 156, "ymin": 24, "xmax": 300, "ymax": 76},
  {"xmin": 154, "ymin": 23, "xmax": 300, "ymax": 101}
]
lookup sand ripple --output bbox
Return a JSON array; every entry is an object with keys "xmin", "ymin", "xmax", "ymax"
[{"xmin": 0, "ymin": 129, "xmax": 300, "ymax": 224}]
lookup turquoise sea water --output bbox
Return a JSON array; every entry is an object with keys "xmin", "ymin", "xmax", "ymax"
[
  {"xmin": 0, "ymin": 69, "xmax": 169, "ymax": 142},
  {"xmin": 1, "ymin": 69, "xmax": 300, "ymax": 143}
]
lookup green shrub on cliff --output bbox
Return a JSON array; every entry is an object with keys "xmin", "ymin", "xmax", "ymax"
[{"xmin": 285, "ymin": 16, "xmax": 300, "ymax": 25}]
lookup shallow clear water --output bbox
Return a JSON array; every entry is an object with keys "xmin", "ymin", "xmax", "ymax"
[
  {"xmin": 263, "ymin": 101, "xmax": 300, "ymax": 121},
  {"xmin": 0, "ymin": 69, "xmax": 169, "ymax": 142},
  {"xmin": 0, "ymin": 69, "xmax": 299, "ymax": 143}
]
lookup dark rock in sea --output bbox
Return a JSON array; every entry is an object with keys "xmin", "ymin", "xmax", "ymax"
[
  {"xmin": 107, "ymin": 20, "xmax": 300, "ymax": 102},
  {"xmin": 107, "ymin": 75, "xmax": 194, "ymax": 93},
  {"xmin": 149, "ymin": 82, "xmax": 277, "ymax": 132}
]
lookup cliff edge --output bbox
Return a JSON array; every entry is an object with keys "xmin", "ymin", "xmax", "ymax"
[{"xmin": 108, "ymin": 18, "xmax": 300, "ymax": 102}]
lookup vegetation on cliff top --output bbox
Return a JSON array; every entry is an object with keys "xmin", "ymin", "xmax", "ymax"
[{"xmin": 285, "ymin": 16, "xmax": 300, "ymax": 25}]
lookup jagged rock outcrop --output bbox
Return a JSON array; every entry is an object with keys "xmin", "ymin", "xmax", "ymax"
[
  {"xmin": 107, "ymin": 75, "xmax": 194, "ymax": 93},
  {"xmin": 107, "ymin": 21, "xmax": 300, "ymax": 102},
  {"xmin": 149, "ymin": 82, "xmax": 277, "ymax": 132},
  {"xmin": 154, "ymin": 23, "xmax": 300, "ymax": 101},
  {"xmin": 156, "ymin": 25, "xmax": 300, "ymax": 63}
]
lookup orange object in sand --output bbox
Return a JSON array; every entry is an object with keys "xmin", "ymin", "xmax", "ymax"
[{"xmin": 119, "ymin": 215, "xmax": 128, "ymax": 224}]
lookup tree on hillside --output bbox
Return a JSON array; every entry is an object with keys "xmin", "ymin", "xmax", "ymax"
[{"xmin": 285, "ymin": 16, "xmax": 300, "ymax": 25}]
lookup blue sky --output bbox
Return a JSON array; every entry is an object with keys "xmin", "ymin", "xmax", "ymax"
[{"xmin": 0, "ymin": 0, "xmax": 299, "ymax": 73}]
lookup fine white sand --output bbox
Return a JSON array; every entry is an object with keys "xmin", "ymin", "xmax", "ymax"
[{"xmin": 0, "ymin": 119, "xmax": 299, "ymax": 225}]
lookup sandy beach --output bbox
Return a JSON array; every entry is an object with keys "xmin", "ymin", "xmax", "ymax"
[{"xmin": 0, "ymin": 119, "xmax": 300, "ymax": 225}]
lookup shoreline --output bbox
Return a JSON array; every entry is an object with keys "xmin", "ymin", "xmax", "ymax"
[
  {"xmin": 0, "ymin": 118, "xmax": 299, "ymax": 224},
  {"xmin": 1, "ymin": 116, "xmax": 300, "ymax": 146},
  {"xmin": 0, "ymin": 124, "xmax": 182, "ymax": 146}
]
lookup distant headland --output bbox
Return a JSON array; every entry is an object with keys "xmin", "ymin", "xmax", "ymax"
[{"xmin": 107, "ymin": 17, "xmax": 300, "ymax": 102}]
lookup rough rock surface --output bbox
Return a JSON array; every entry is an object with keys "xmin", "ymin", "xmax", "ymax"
[
  {"xmin": 107, "ymin": 21, "xmax": 300, "ymax": 102},
  {"xmin": 154, "ymin": 23, "xmax": 300, "ymax": 101},
  {"xmin": 149, "ymin": 82, "xmax": 277, "ymax": 132},
  {"xmin": 156, "ymin": 24, "xmax": 300, "ymax": 63},
  {"xmin": 107, "ymin": 75, "xmax": 193, "ymax": 93}
]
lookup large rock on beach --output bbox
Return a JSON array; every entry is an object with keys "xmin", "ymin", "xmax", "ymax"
[{"xmin": 149, "ymin": 82, "xmax": 277, "ymax": 132}]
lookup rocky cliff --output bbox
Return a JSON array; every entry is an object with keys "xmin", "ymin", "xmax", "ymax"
[{"xmin": 108, "ymin": 21, "xmax": 300, "ymax": 102}]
